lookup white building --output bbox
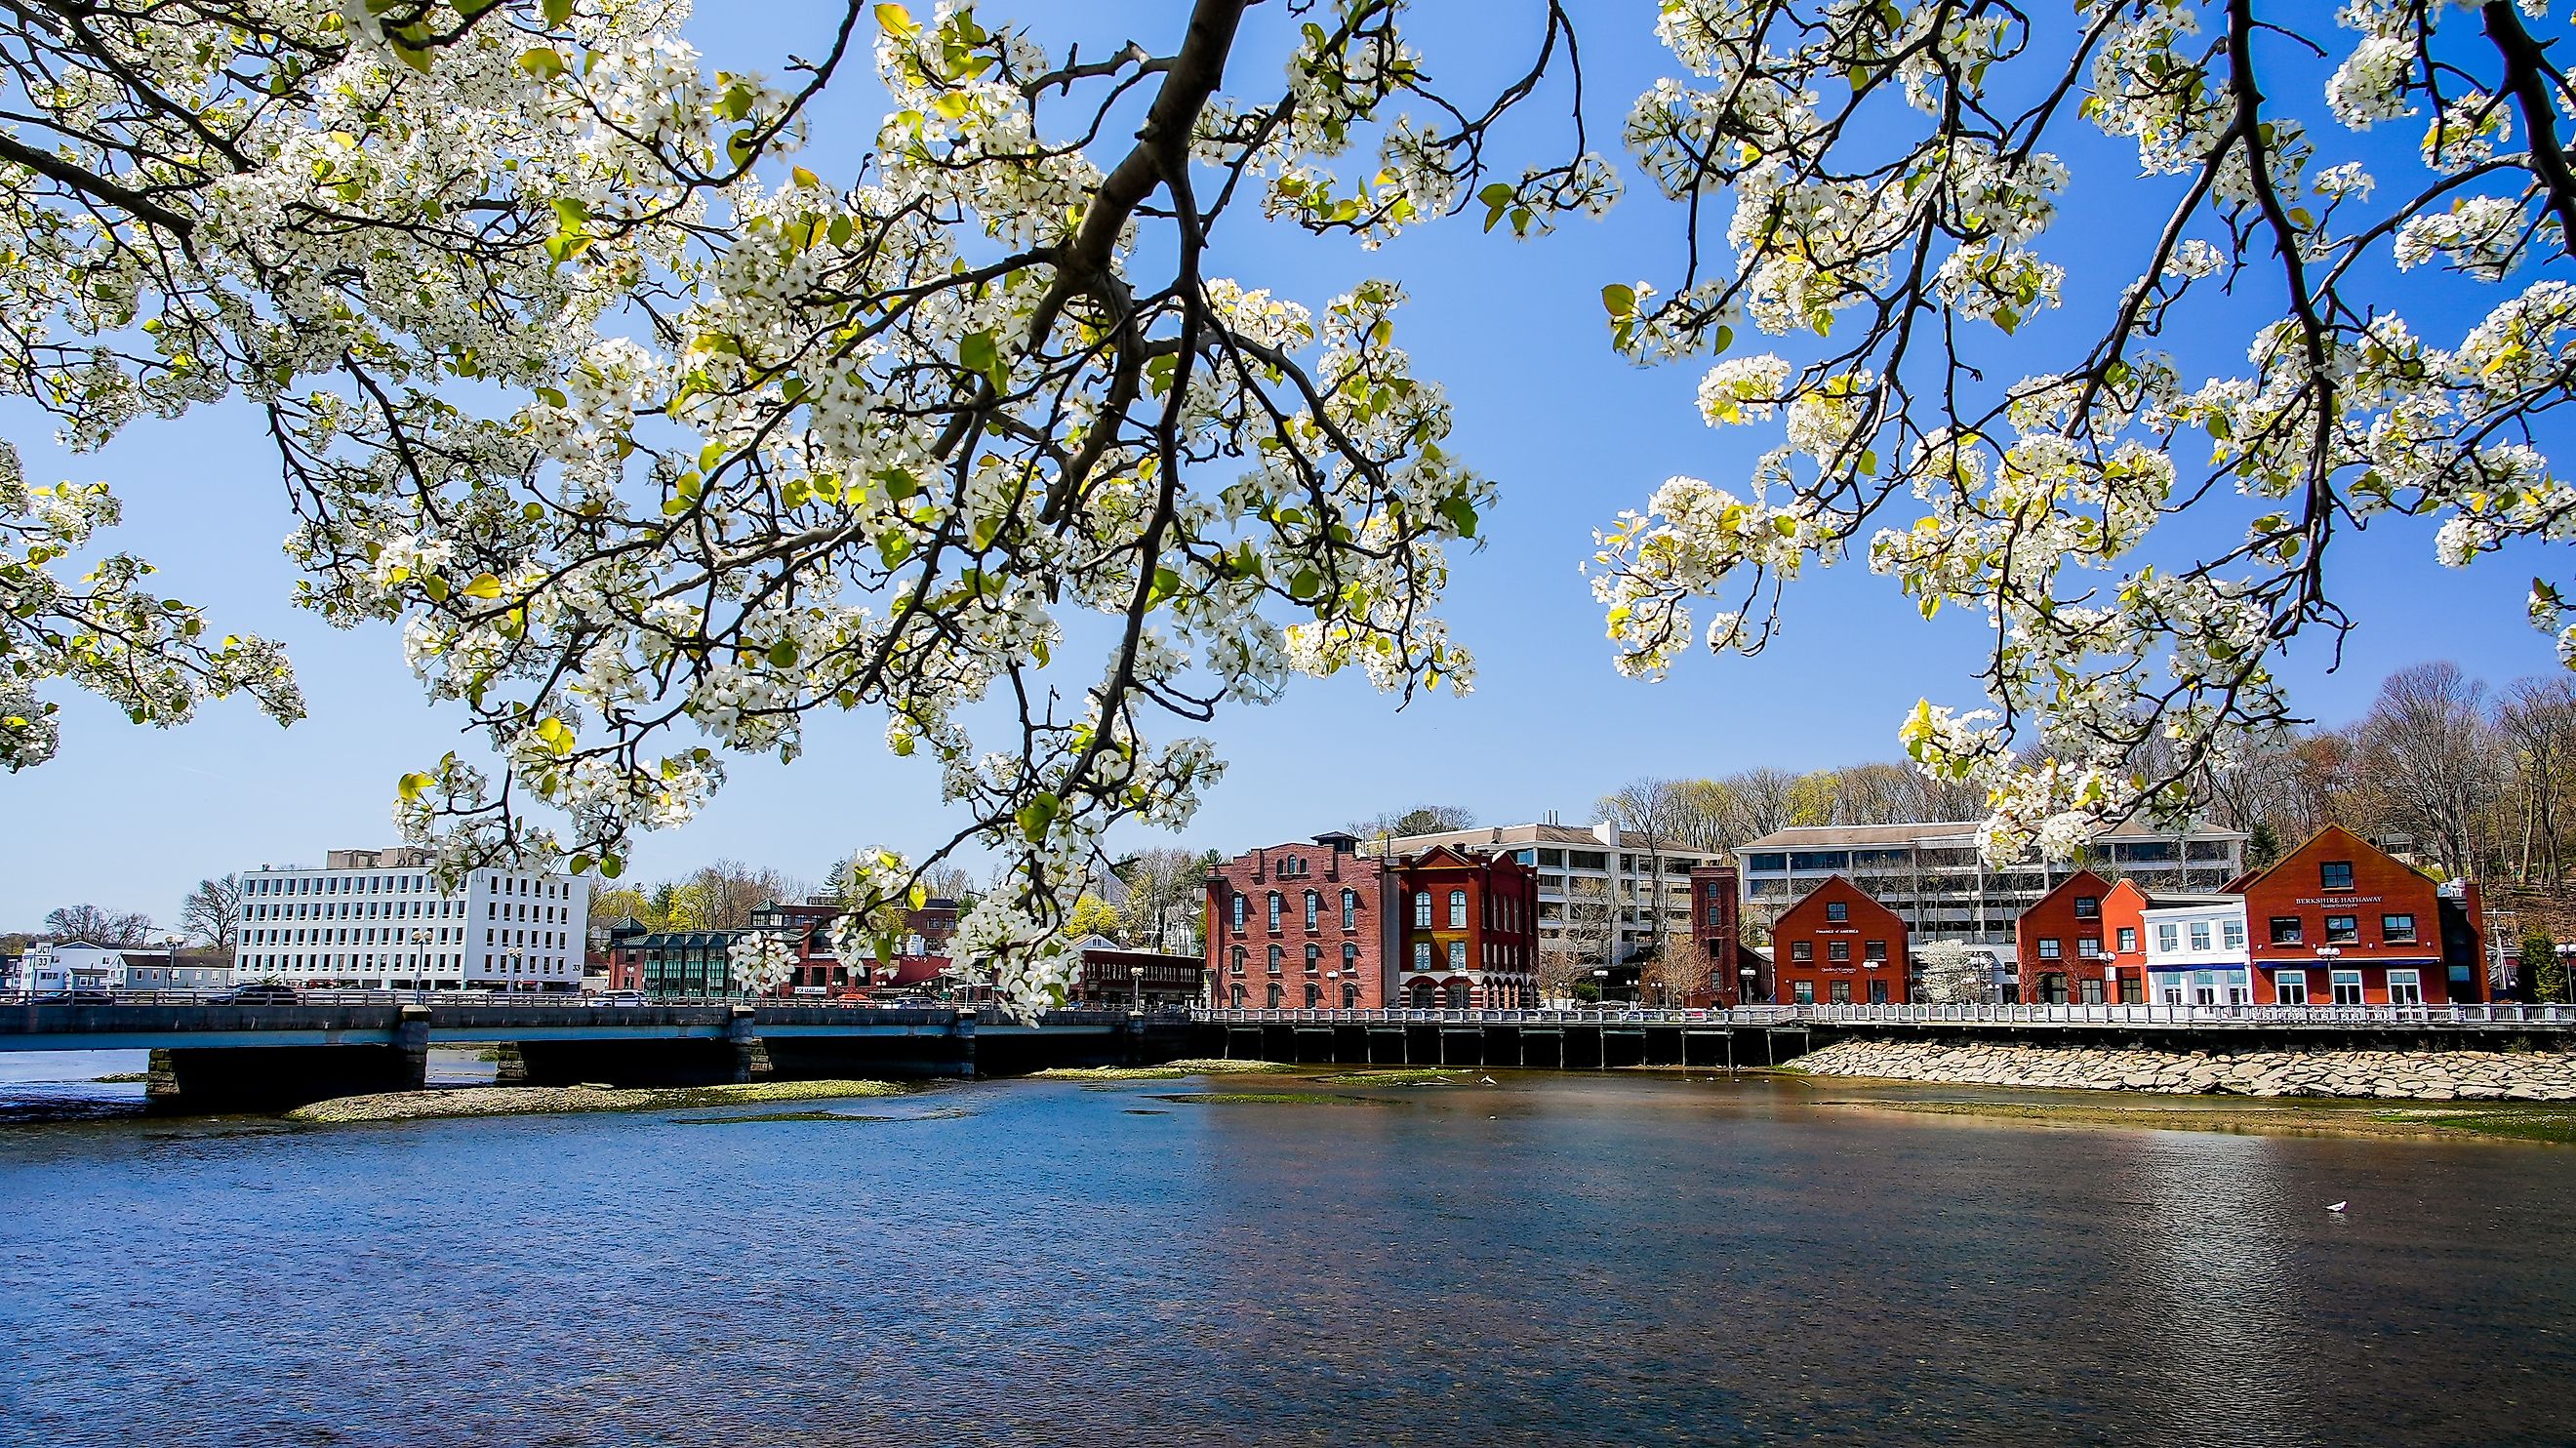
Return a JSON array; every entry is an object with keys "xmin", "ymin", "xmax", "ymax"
[
  {"xmin": 2139, "ymin": 895, "xmax": 2251, "ymax": 1007},
  {"xmin": 1376, "ymin": 819, "xmax": 1720, "ymax": 967},
  {"xmin": 17, "ymin": 942, "xmax": 130, "ymax": 993},
  {"xmin": 232, "ymin": 846, "xmax": 591, "ymax": 992}
]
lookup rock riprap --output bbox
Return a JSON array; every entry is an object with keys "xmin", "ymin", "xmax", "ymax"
[{"xmin": 1792, "ymin": 1038, "xmax": 2576, "ymax": 1101}]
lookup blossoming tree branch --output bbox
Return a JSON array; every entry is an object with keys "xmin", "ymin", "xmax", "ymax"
[{"xmin": 2, "ymin": 0, "xmax": 2570, "ymax": 1011}]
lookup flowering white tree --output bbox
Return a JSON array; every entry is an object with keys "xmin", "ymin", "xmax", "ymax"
[
  {"xmin": 1590, "ymin": 0, "xmax": 2576, "ymax": 865},
  {"xmin": 1913, "ymin": 939, "xmax": 1990, "ymax": 1005},
  {"xmin": 727, "ymin": 928, "xmax": 798, "ymax": 997},
  {"xmin": 18, "ymin": 1, "xmax": 2576, "ymax": 1013}
]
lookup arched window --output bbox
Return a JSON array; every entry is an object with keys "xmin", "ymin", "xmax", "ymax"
[
  {"xmin": 1449, "ymin": 890, "xmax": 1468, "ymax": 928},
  {"xmin": 1267, "ymin": 983, "xmax": 1283, "ymax": 1008},
  {"xmin": 1344, "ymin": 944, "xmax": 1360, "ymax": 973},
  {"xmin": 1267, "ymin": 945, "xmax": 1283, "ymax": 975},
  {"xmin": 1304, "ymin": 891, "xmax": 1320, "ymax": 930},
  {"xmin": 1305, "ymin": 984, "xmax": 1321, "ymax": 1007},
  {"xmin": 1229, "ymin": 985, "xmax": 1245, "ymax": 1008},
  {"xmin": 1408, "ymin": 979, "xmax": 1438, "ymax": 1009},
  {"xmin": 1229, "ymin": 894, "xmax": 1245, "ymax": 931},
  {"xmin": 1342, "ymin": 890, "xmax": 1358, "ymax": 930},
  {"xmin": 1305, "ymin": 945, "xmax": 1321, "ymax": 973},
  {"xmin": 1230, "ymin": 947, "xmax": 1245, "ymax": 976},
  {"xmin": 1267, "ymin": 893, "xmax": 1282, "ymax": 931},
  {"xmin": 1413, "ymin": 891, "xmax": 1431, "ymax": 928},
  {"xmin": 1445, "ymin": 979, "xmax": 1471, "ymax": 1009}
]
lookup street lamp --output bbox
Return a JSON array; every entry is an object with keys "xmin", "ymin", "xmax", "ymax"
[
  {"xmin": 409, "ymin": 929, "xmax": 432, "ymax": 999},
  {"xmin": 1129, "ymin": 964, "xmax": 1145, "ymax": 1015},
  {"xmin": 1738, "ymin": 965, "xmax": 1758, "ymax": 1009}
]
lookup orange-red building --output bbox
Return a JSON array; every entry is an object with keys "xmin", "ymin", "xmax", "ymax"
[
  {"xmin": 1771, "ymin": 875, "xmax": 1910, "ymax": 1005},
  {"xmin": 1204, "ymin": 833, "xmax": 1540, "ymax": 1009},
  {"xmin": 2014, "ymin": 868, "xmax": 2124, "ymax": 1004},
  {"xmin": 2238, "ymin": 825, "xmax": 2488, "ymax": 1005}
]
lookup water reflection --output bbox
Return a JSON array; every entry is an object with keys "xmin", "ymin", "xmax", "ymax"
[{"xmin": 1, "ymin": 1072, "xmax": 2570, "ymax": 1447}]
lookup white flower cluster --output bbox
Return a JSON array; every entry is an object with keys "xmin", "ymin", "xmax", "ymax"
[{"xmin": 727, "ymin": 930, "xmax": 798, "ymax": 997}]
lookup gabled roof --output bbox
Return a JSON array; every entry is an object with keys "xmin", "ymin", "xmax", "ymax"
[
  {"xmin": 2233, "ymin": 824, "xmax": 2434, "ymax": 896},
  {"xmin": 1776, "ymin": 874, "xmax": 1908, "ymax": 928},
  {"xmin": 2021, "ymin": 867, "xmax": 2115, "ymax": 923}
]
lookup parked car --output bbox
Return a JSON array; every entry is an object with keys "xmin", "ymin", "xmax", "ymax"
[
  {"xmin": 220, "ymin": 982, "xmax": 301, "ymax": 1005},
  {"xmin": 54, "ymin": 988, "xmax": 115, "ymax": 1006},
  {"xmin": 585, "ymin": 990, "xmax": 648, "ymax": 1007}
]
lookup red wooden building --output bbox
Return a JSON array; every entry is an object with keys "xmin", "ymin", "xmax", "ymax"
[
  {"xmin": 1771, "ymin": 875, "xmax": 1910, "ymax": 1006},
  {"xmin": 2239, "ymin": 825, "xmax": 2487, "ymax": 1005},
  {"xmin": 2014, "ymin": 868, "xmax": 2119, "ymax": 1005}
]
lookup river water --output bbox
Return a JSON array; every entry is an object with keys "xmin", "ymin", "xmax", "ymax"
[{"xmin": 2, "ymin": 1067, "xmax": 2571, "ymax": 1447}]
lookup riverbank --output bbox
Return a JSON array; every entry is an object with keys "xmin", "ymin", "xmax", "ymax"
[
  {"xmin": 1792, "ymin": 1036, "xmax": 2576, "ymax": 1102},
  {"xmin": 284, "ymin": 1078, "xmax": 912, "ymax": 1124},
  {"xmin": 1791, "ymin": 1080, "xmax": 2576, "ymax": 1145}
]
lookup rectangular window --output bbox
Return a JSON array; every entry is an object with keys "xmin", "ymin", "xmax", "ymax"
[
  {"xmin": 1305, "ymin": 895, "xmax": 1318, "ymax": 930},
  {"xmin": 2387, "ymin": 969, "xmax": 2423, "ymax": 1006},
  {"xmin": 1829, "ymin": 981, "xmax": 1852, "ymax": 1004},
  {"xmin": 1865, "ymin": 941, "xmax": 1886, "ymax": 962},
  {"xmin": 1825, "ymin": 902, "xmax": 1848, "ymax": 923},
  {"xmin": 2189, "ymin": 922, "xmax": 2211, "ymax": 951},
  {"xmin": 2155, "ymin": 923, "xmax": 2179, "ymax": 952},
  {"xmin": 2073, "ymin": 896, "xmax": 2100, "ymax": 919},
  {"xmin": 1413, "ymin": 893, "xmax": 1430, "ymax": 929},
  {"xmin": 2079, "ymin": 979, "xmax": 2105, "ymax": 1005},
  {"xmin": 2037, "ymin": 937, "xmax": 2061, "ymax": 959},
  {"xmin": 1413, "ymin": 941, "xmax": 1431, "ymax": 971},
  {"xmin": 2078, "ymin": 937, "xmax": 2102, "ymax": 959},
  {"xmin": 2331, "ymin": 970, "xmax": 2363, "ymax": 1006},
  {"xmin": 2269, "ymin": 916, "xmax": 2304, "ymax": 945},
  {"xmin": 2323, "ymin": 915, "xmax": 2359, "ymax": 945},
  {"xmin": 1791, "ymin": 941, "xmax": 1814, "ymax": 962},
  {"xmin": 1448, "ymin": 941, "xmax": 1467, "ymax": 971},
  {"xmin": 1869, "ymin": 981, "xmax": 1889, "ymax": 1005},
  {"xmin": 2320, "ymin": 861, "xmax": 2355, "ymax": 892},
  {"xmin": 2381, "ymin": 913, "xmax": 2417, "ymax": 945},
  {"xmin": 1793, "ymin": 982, "xmax": 1815, "ymax": 1005},
  {"xmin": 1448, "ymin": 891, "xmax": 1468, "ymax": 929},
  {"xmin": 2117, "ymin": 927, "xmax": 2138, "ymax": 953},
  {"xmin": 1828, "ymin": 942, "xmax": 1850, "ymax": 962},
  {"xmin": 2223, "ymin": 920, "xmax": 2245, "ymax": 951}
]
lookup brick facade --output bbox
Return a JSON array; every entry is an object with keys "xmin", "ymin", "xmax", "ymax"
[
  {"xmin": 1204, "ymin": 834, "xmax": 1541, "ymax": 1009},
  {"xmin": 1205, "ymin": 832, "xmax": 1395, "ymax": 1009},
  {"xmin": 1772, "ymin": 875, "xmax": 1911, "ymax": 1006},
  {"xmin": 2014, "ymin": 868, "xmax": 2118, "ymax": 1005},
  {"xmin": 2240, "ymin": 825, "xmax": 2487, "ymax": 1006},
  {"xmin": 1683, "ymin": 865, "xmax": 1770, "ymax": 1006}
]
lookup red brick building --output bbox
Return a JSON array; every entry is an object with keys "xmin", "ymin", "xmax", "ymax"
[
  {"xmin": 1389, "ymin": 845, "xmax": 1542, "ymax": 1009},
  {"xmin": 2239, "ymin": 825, "xmax": 2488, "ymax": 1005},
  {"xmin": 2014, "ymin": 868, "xmax": 2118, "ymax": 1005},
  {"xmin": 1771, "ymin": 875, "xmax": 1910, "ymax": 1005},
  {"xmin": 1204, "ymin": 833, "xmax": 1540, "ymax": 1009},
  {"xmin": 1683, "ymin": 864, "xmax": 1771, "ymax": 1006}
]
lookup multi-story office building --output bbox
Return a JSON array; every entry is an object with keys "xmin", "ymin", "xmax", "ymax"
[
  {"xmin": 1735, "ymin": 821, "xmax": 2248, "ymax": 950},
  {"xmin": 1377, "ymin": 819, "xmax": 1725, "ymax": 969},
  {"xmin": 232, "ymin": 846, "xmax": 590, "ymax": 991}
]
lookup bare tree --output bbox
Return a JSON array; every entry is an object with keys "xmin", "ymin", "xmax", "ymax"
[
  {"xmin": 675, "ymin": 860, "xmax": 808, "ymax": 930},
  {"xmin": 1540, "ymin": 880, "xmax": 1615, "ymax": 1003},
  {"xmin": 2497, "ymin": 678, "xmax": 2576, "ymax": 888},
  {"xmin": 1350, "ymin": 805, "xmax": 1479, "ymax": 840},
  {"xmin": 2352, "ymin": 664, "xmax": 2500, "ymax": 878},
  {"xmin": 1720, "ymin": 767, "xmax": 1802, "ymax": 842},
  {"xmin": 43, "ymin": 904, "xmax": 154, "ymax": 946},
  {"xmin": 1598, "ymin": 779, "xmax": 1693, "ymax": 963},
  {"xmin": 179, "ymin": 874, "xmax": 241, "ymax": 950}
]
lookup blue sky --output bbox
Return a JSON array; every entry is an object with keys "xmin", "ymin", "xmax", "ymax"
[{"xmin": 5, "ymin": 2, "xmax": 2566, "ymax": 930}]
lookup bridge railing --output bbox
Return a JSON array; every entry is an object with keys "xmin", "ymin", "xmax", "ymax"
[
  {"xmin": 1192, "ymin": 1002, "xmax": 2576, "ymax": 1029},
  {"xmin": 1195, "ymin": 1006, "xmax": 1803, "ymax": 1026}
]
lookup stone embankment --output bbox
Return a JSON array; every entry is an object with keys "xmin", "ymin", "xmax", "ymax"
[{"xmin": 1794, "ymin": 1038, "xmax": 2576, "ymax": 1101}]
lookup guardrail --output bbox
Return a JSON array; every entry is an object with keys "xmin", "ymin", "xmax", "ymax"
[
  {"xmin": 0, "ymin": 989, "xmax": 1186, "ymax": 1016},
  {"xmin": 1192, "ymin": 1002, "xmax": 2576, "ymax": 1029}
]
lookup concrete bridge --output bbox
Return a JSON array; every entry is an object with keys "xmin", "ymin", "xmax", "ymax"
[
  {"xmin": 1193, "ymin": 1002, "xmax": 2576, "ymax": 1069},
  {"xmin": 1, "ymin": 994, "xmax": 1196, "ymax": 1110}
]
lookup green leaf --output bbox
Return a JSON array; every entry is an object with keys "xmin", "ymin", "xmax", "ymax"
[
  {"xmin": 461, "ymin": 573, "xmax": 504, "ymax": 600},
  {"xmin": 768, "ymin": 638, "xmax": 799, "ymax": 667},
  {"xmin": 1601, "ymin": 283, "xmax": 1636, "ymax": 318},
  {"xmin": 1476, "ymin": 182, "xmax": 1513, "ymax": 208},
  {"xmin": 543, "ymin": 0, "xmax": 575, "ymax": 24},
  {"xmin": 1015, "ymin": 791, "xmax": 1061, "ymax": 843},
  {"xmin": 874, "ymin": 2, "xmax": 918, "ymax": 36},
  {"xmin": 519, "ymin": 47, "xmax": 566, "ymax": 80},
  {"xmin": 396, "ymin": 772, "xmax": 434, "ymax": 802}
]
